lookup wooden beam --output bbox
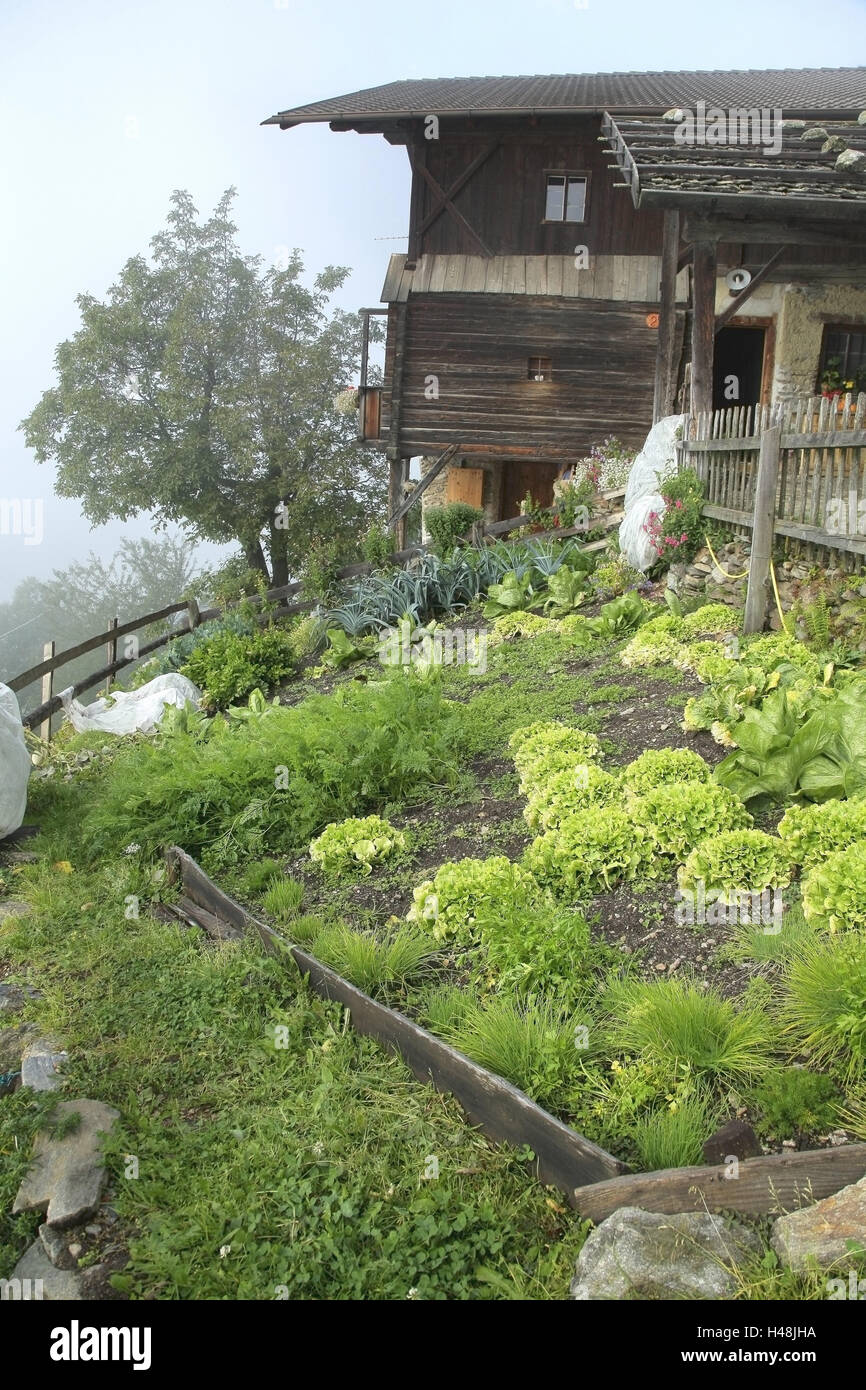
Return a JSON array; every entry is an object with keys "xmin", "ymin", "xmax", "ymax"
[
  {"xmin": 387, "ymin": 444, "xmax": 459, "ymax": 528},
  {"xmin": 415, "ymin": 141, "xmax": 501, "ymax": 238},
  {"xmin": 690, "ymin": 239, "xmax": 717, "ymax": 419},
  {"xmin": 406, "ymin": 142, "xmax": 425, "ymax": 264},
  {"xmin": 39, "ymin": 641, "xmax": 54, "ymax": 743},
  {"xmin": 743, "ymin": 423, "xmax": 782, "ymax": 634},
  {"xmin": 573, "ymin": 1142, "xmax": 866, "ymax": 1223},
  {"xmin": 676, "ymin": 244, "xmax": 693, "ymax": 273},
  {"xmin": 654, "ymin": 210, "xmax": 680, "ymax": 422},
  {"xmin": 715, "ymin": 246, "xmax": 788, "ymax": 333},
  {"xmin": 684, "ymin": 214, "xmax": 866, "ymax": 247},
  {"xmin": 410, "ymin": 157, "xmax": 494, "ymax": 258}
]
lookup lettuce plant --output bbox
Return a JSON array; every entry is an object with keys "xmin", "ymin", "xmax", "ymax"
[
  {"xmin": 778, "ymin": 797, "xmax": 866, "ymax": 871},
  {"xmin": 631, "ymin": 782, "xmax": 752, "ymax": 861},
  {"xmin": 678, "ymin": 829, "xmax": 793, "ymax": 902},
  {"xmin": 309, "ymin": 815, "xmax": 407, "ymax": 877},
  {"xmin": 488, "ymin": 612, "xmax": 558, "ymax": 646},
  {"xmin": 679, "ymin": 603, "xmax": 740, "ymax": 638},
  {"xmin": 406, "ymin": 857, "xmax": 540, "ymax": 944},
  {"xmin": 525, "ymin": 805, "xmax": 651, "ymax": 897},
  {"xmin": 509, "ymin": 722, "xmax": 601, "ymax": 794},
  {"xmin": 802, "ymin": 842, "xmax": 866, "ymax": 934},
  {"xmin": 622, "ymin": 747, "xmax": 711, "ymax": 796},
  {"xmin": 523, "ymin": 763, "xmax": 621, "ymax": 832},
  {"xmin": 620, "ymin": 626, "xmax": 686, "ymax": 670},
  {"xmin": 543, "ymin": 565, "xmax": 589, "ymax": 618}
]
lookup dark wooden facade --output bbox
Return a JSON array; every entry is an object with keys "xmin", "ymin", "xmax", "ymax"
[{"xmin": 380, "ymin": 291, "xmax": 658, "ymax": 461}]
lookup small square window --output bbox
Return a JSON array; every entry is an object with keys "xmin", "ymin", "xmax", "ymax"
[
  {"xmin": 818, "ymin": 326, "xmax": 866, "ymax": 393},
  {"xmin": 528, "ymin": 356, "xmax": 552, "ymax": 382},
  {"xmin": 545, "ymin": 174, "xmax": 587, "ymax": 222}
]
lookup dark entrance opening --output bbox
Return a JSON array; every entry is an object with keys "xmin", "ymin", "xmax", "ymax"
[{"xmin": 713, "ymin": 326, "xmax": 766, "ymax": 411}]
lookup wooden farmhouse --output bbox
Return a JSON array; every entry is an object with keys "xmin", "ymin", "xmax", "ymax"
[{"xmin": 266, "ymin": 68, "xmax": 866, "ymax": 539}]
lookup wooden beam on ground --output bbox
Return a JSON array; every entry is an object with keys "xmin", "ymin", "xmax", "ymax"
[
  {"xmin": 690, "ymin": 239, "xmax": 717, "ymax": 419},
  {"xmin": 573, "ymin": 1143, "xmax": 866, "ymax": 1223},
  {"xmin": 654, "ymin": 210, "xmax": 680, "ymax": 422},
  {"xmin": 387, "ymin": 444, "xmax": 459, "ymax": 529},
  {"xmin": 743, "ymin": 423, "xmax": 782, "ymax": 634},
  {"xmin": 715, "ymin": 246, "xmax": 788, "ymax": 333}
]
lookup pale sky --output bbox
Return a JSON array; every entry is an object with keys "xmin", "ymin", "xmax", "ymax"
[{"xmin": 2, "ymin": 0, "xmax": 865, "ymax": 599}]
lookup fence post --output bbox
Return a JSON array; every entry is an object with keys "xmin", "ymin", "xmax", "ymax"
[
  {"xmin": 743, "ymin": 423, "xmax": 781, "ymax": 635},
  {"xmin": 186, "ymin": 598, "xmax": 201, "ymax": 633},
  {"xmin": 104, "ymin": 617, "xmax": 118, "ymax": 694},
  {"xmin": 39, "ymin": 641, "xmax": 55, "ymax": 743}
]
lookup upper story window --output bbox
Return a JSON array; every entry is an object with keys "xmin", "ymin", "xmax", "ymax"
[
  {"xmin": 544, "ymin": 173, "xmax": 587, "ymax": 223},
  {"xmin": 818, "ymin": 326, "xmax": 866, "ymax": 394}
]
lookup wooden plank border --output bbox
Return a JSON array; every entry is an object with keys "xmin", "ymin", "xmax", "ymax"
[{"xmin": 164, "ymin": 847, "xmax": 626, "ymax": 1195}]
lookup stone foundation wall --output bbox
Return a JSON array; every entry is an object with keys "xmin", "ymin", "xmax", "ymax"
[{"xmin": 419, "ymin": 456, "xmax": 504, "ymax": 540}]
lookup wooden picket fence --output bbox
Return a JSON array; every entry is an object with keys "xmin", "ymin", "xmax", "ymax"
[{"xmin": 678, "ymin": 392, "xmax": 866, "ymax": 630}]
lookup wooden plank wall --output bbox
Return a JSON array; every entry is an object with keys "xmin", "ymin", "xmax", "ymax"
[
  {"xmin": 415, "ymin": 118, "xmax": 664, "ymax": 258},
  {"xmin": 392, "ymin": 292, "xmax": 657, "ymax": 460}
]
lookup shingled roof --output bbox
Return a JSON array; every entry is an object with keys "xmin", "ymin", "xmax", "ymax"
[
  {"xmin": 264, "ymin": 68, "xmax": 866, "ymax": 128},
  {"xmin": 603, "ymin": 111, "xmax": 866, "ymax": 215}
]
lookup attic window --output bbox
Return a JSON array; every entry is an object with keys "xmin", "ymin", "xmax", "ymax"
[
  {"xmin": 544, "ymin": 174, "xmax": 587, "ymax": 223},
  {"xmin": 528, "ymin": 356, "xmax": 552, "ymax": 382}
]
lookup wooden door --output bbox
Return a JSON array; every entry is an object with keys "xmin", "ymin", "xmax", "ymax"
[{"xmin": 501, "ymin": 461, "xmax": 560, "ymax": 521}]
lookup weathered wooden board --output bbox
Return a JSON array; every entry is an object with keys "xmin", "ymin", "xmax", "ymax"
[
  {"xmin": 573, "ymin": 1145, "xmax": 866, "ymax": 1223},
  {"xmin": 165, "ymin": 848, "xmax": 626, "ymax": 1194}
]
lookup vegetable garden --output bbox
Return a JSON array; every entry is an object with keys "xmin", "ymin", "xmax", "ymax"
[{"xmin": 4, "ymin": 527, "xmax": 866, "ymax": 1300}]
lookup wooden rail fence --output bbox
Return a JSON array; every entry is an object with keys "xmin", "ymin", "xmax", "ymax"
[
  {"xmin": 679, "ymin": 392, "xmax": 866, "ymax": 632},
  {"xmin": 4, "ymin": 498, "xmax": 623, "ymax": 737}
]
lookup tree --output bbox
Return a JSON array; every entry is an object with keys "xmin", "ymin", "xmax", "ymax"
[{"xmin": 21, "ymin": 190, "xmax": 385, "ymax": 587}]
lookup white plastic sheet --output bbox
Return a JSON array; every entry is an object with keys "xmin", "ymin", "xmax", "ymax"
[
  {"xmin": 619, "ymin": 414, "xmax": 685, "ymax": 571},
  {"xmin": 0, "ymin": 683, "xmax": 32, "ymax": 839},
  {"xmin": 60, "ymin": 673, "xmax": 201, "ymax": 736}
]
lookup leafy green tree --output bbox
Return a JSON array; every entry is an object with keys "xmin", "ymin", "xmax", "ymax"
[{"xmin": 21, "ymin": 190, "xmax": 384, "ymax": 587}]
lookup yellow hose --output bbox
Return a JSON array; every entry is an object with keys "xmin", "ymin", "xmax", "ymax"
[
  {"xmin": 704, "ymin": 533, "xmax": 749, "ymax": 580},
  {"xmin": 769, "ymin": 559, "xmax": 791, "ymax": 635}
]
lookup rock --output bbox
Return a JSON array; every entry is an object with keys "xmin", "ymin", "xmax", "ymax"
[
  {"xmin": 836, "ymin": 148, "xmax": 866, "ymax": 173},
  {"xmin": 821, "ymin": 135, "xmax": 849, "ymax": 154},
  {"xmin": 68, "ymin": 1242, "xmax": 82, "ymax": 1258},
  {"xmin": 702, "ymin": 1118, "xmax": 762, "ymax": 1165},
  {"xmin": 0, "ymin": 900, "xmax": 33, "ymax": 922},
  {"xmin": 771, "ymin": 1175, "xmax": 866, "ymax": 1272},
  {"xmin": 20, "ymin": 1035, "xmax": 68, "ymax": 1091},
  {"xmin": 860, "ymin": 112, "xmax": 866, "ymax": 125},
  {"xmin": 12, "ymin": 1098, "xmax": 120, "ymax": 1228},
  {"xmin": 570, "ymin": 1207, "xmax": 761, "ymax": 1300},
  {"xmin": 800, "ymin": 126, "xmax": 828, "ymax": 142},
  {"xmin": 0, "ymin": 981, "xmax": 39, "ymax": 1015},
  {"xmin": 8, "ymin": 1239, "xmax": 82, "ymax": 1300},
  {"xmin": 0, "ymin": 1024, "xmax": 34, "ymax": 1073},
  {"xmin": 39, "ymin": 1222, "xmax": 78, "ymax": 1270}
]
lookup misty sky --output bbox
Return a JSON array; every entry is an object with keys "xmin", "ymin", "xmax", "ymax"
[{"xmin": 2, "ymin": 0, "xmax": 865, "ymax": 602}]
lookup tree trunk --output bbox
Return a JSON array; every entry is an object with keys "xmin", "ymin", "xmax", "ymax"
[
  {"xmin": 269, "ymin": 528, "xmax": 290, "ymax": 589},
  {"xmin": 244, "ymin": 537, "xmax": 270, "ymax": 582}
]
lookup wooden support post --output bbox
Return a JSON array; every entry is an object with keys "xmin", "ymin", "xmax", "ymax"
[
  {"xmin": 690, "ymin": 240, "xmax": 717, "ymax": 420},
  {"xmin": 654, "ymin": 210, "xmax": 680, "ymax": 422},
  {"xmin": 388, "ymin": 457, "xmax": 404, "ymax": 541},
  {"xmin": 744, "ymin": 423, "xmax": 782, "ymax": 634},
  {"xmin": 40, "ymin": 641, "xmax": 55, "ymax": 742},
  {"xmin": 395, "ymin": 460, "xmax": 409, "ymax": 551},
  {"xmin": 104, "ymin": 617, "xmax": 118, "ymax": 694},
  {"xmin": 186, "ymin": 598, "xmax": 201, "ymax": 634}
]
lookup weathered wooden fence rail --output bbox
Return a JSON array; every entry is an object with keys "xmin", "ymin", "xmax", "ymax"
[
  {"xmin": 5, "ymin": 498, "xmax": 623, "ymax": 735},
  {"xmin": 679, "ymin": 391, "xmax": 866, "ymax": 631}
]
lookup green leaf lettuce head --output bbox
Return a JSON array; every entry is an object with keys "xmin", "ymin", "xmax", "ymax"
[
  {"xmin": 802, "ymin": 841, "xmax": 866, "ymax": 934},
  {"xmin": 406, "ymin": 857, "xmax": 541, "ymax": 944},
  {"xmin": 631, "ymin": 782, "xmax": 752, "ymax": 861},
  {"xmin": 778, "ymin": 797, "xmax": 866, "ymax": 870},
  {"xmin": 525, "ymin": 805, "xmax": 651, "ymax": 897},
  {"xmin": 309, "ymin": 815, "xmax": 407, "ymax": 877},
  {"xmin": 678, "ymin": 829, "xmax": 793, "ymax": 903}
]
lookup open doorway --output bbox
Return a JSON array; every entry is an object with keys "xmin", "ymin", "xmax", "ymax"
[
  {"xmin": 713, "ymin": 323, "xmax": 772, "ymax": 411},
  {"xmin": 500, "ymin": 461, "xmax": 560, "ymax": 521}
]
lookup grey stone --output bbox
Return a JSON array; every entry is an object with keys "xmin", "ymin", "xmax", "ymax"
[
  {"xmin": 9, "ymin": 1239, "xmax": 82, "ymax": 1300},
  {"xmin": 570, "ymin": 1206, "xmax": 761, "ymax": 1301},
  {"xmin": 12, "ymin": 1098, "xmax": 120, "ymax": 1228},
  {"xmin": 771, "ymin": 1175, "xmax": 866, "ymax": 1272},
  {"xmin": 821, "ymin": 135, "xmax": 849, "ymax": 154},
  {"xmin": 20, "ymin": 1035, "xmax": 68, "ymax": 1091},
  {"xmin": 39, "ymin": 1222, "xmax": 78, "ymax": 1270},
  {"xmin": 703, "ymin": 1118, "xmax": 762, "ymax": 1166},
  {"xmin": 836, "ymin": 148, "xmax": 866, "ymax": 173},
  {"xmin": 800, "ymin": 126, "xmax": 828, "ymax": 142},
  {"xmin": 0, "ymin": 1024, "xmax": 32, "ymax": 1073},
  {"xmin": 0, "ymin": 900, "xmax": 33, "ymax": 922},
  {"xmin": 0, "ymin": 981, "xmax": 38, "ymax": 1016}
]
